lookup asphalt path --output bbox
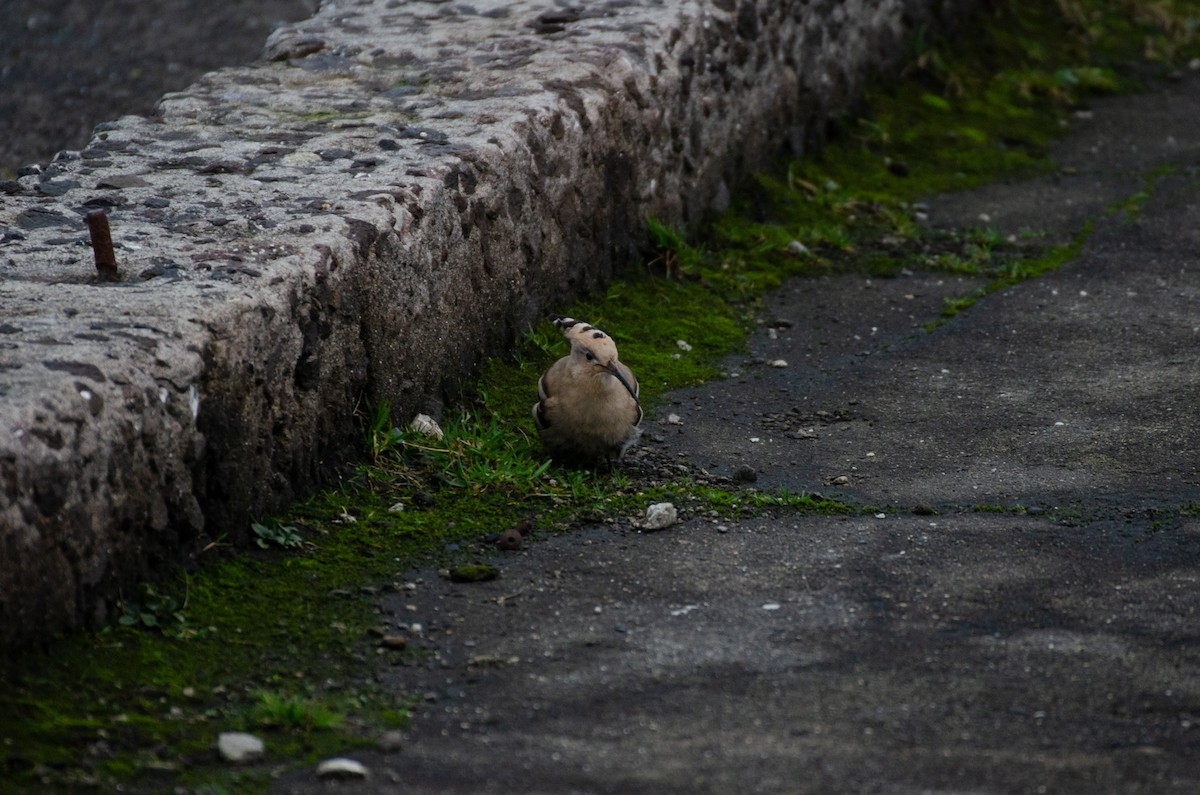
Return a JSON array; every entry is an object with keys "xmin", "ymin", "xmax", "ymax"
[{"xmin": 274, "ymin": 75, "xmax": 1200, "ymax": 795}]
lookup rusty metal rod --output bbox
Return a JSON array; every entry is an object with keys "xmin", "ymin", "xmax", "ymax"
[{"xmin": 85, "ymin": 209, "xmax": 119, "ymax": 282}]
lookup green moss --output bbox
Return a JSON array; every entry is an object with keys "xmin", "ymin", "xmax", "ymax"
[
  {"xmin": 5, "ymin": 1, "xmax": 1200, "ymax": 792},
  {"xmin": 704, "ymin": 0, "xmax": 1199, "ymax": 298}
]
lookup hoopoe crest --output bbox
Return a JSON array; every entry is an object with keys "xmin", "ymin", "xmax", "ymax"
[{"xmin": 532, "ymin": 315, "xmax": 643, "ymax": 464}]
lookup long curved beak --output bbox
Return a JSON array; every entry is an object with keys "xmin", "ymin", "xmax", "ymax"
[{"xmin": 606, "ymin": 362, "xmax": 639, "ymax": 403}]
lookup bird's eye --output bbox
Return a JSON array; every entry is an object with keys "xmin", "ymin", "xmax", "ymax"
[{"xmin": 585, "ymin": 352, "xmax": 595, "ymax": 362}]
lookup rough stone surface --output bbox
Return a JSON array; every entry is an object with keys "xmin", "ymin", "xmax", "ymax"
[{"xmin": 0, "ymin": 0, "xmax": 964, "ymax": 649}]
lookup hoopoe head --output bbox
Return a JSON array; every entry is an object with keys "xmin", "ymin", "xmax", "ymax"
[{"xmin": 551, "ymin": 315, "xmax": 637, "ymax": 401}]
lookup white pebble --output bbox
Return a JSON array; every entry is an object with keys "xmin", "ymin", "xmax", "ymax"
[
  {"xmin": 217, "ymin": 732, "xmax": 264, "ymax": 763},
  {"xmin": 408, "ymin": 413, "xmax": 444, "ymax": 439},
  {"xmin": 316, "ymin": 757, "xmax": 369, "ymax": 780},
  {"xmin": 644, "ymin": 502, "xmax": 678, "ymax": 530},
  {"xmin": 676, "ymin": 339, "xmax": 693, "ymax": 351},
  {"xmin": 769, "ymin": 359, "xmax": 788, "ymax": 368}
]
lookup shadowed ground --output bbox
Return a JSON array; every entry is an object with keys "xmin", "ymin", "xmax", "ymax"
[{"xmin": 274, "ymin": 73, "xmax": 1200, "ymax": 794}]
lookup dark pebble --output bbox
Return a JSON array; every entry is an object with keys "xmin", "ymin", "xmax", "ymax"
[
  {"xmin": 447, "ymin": 564, "xmax": 499, "ymax": 583},
  {"xmin": 732, "ymin": 464, "xmax": 757, "ymax": 484},
  {"xmin": 496, "ymin": 529, "xmax": 523, "ymax": 550}
]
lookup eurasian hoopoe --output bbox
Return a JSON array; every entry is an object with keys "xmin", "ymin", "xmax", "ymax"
[{"xmin": 532, "ymin": 315, "xmax": 643, "ymax": 465}]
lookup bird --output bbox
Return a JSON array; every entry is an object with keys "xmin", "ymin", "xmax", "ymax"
[{"xmin": 532, "ymin": 314, "xmax": 642, "ymax": 465}]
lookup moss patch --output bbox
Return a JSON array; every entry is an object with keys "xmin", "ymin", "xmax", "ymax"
[{"xmin": 4, "ymin": 1, "xmax": 1200, "ymax": 792}]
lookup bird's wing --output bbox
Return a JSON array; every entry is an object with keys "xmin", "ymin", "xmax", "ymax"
[
  {"xmin": 533, "ymin": 358, "xmax": 568, "ymax": 430},
  {"xmin": 615, "ymin": 360, "xmax": 639, "ymax": 400},
  {"xmin": 532, "ymin": 372, "xmax": 549, "ymax": 429}
]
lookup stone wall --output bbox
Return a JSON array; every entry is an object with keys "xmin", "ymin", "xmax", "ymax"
[{"xmin": 0, "ymin": 0, "xmax": 965, "ymax": 650}]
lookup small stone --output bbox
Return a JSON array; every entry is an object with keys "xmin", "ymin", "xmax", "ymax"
[
  {"xmin": 732, "ymin": 465, "xmax": 757, "ymax": 484},
  {"xmin": 379, "ymin": 635, "xmax": 408, "ymax": 650},
  {"xmin": 316, "ymin": 757, "xmax": 369, "ymax": 780},
  {"xmin": 786, "ymin": 240, "xmax": 808, "ymax": 256},
  {"xmin": 643, "ymin": 502, "xmax": 678, "ymax": 531},
  {"xmin": 676, "ymin": 339, "xmax": 693, "ymax": 351},
  {"xmin": 769, "ymin": 359, "xmax": 788, "ymax": 368},
  {"xmin": 445, "ymin": 564, "xmax": 500, "ymax": 583},
  {"xmin": 666, "ymin": 413, "xmax": 683, "ymax": 425},
  {"xmin": 409, "ymin": 413, "xmax": 444, "ymax": 439},
  {"xmin": 217, "ymin": 732, "xmax": 264, "ymax": 763},
  {"xmin": 379, "ymin": 730, "xmax": 406, "ymax": 752},
  {"xmin": 497, "ymin": 528, "xmax": 523, "ymax": 551},
  {"xmin": 388, "ymin": 501, "xmax": 405, "ymax": 513}
]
